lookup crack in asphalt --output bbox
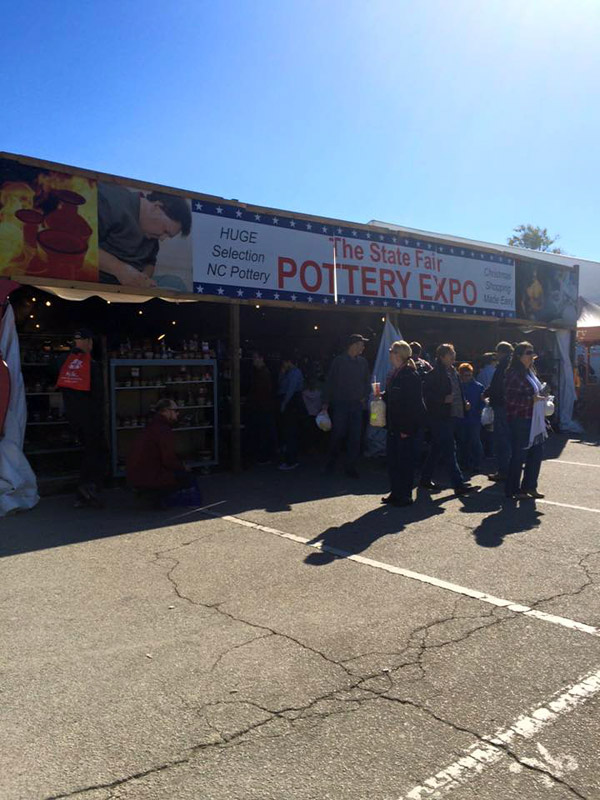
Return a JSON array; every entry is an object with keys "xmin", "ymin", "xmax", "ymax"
[
  {"xmin": 380, "ymin": 694, "xmax": 590, "ymax": 799},
  {"xmin": 44, "ymin": 520, "xmax": 599, "ymax": 799}
]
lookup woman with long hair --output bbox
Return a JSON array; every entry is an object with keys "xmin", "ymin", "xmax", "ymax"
[
  {"xmin": 503, "ymin": 341, "xmax": 548, "ymax": 500},
  {"xmin": 381, "ymin": 341, "xmax": 426, "ymax": 507}
]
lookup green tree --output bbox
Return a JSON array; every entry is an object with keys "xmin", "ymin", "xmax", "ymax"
[{"xmin": 507, "ymin": 224, "xmax": 564, "ymax": 253}]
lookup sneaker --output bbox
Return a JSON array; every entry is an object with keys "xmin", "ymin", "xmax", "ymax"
[
  {"xmin": 455, "ymin": 484, "xmax": 479, "ymax": 496},
  {"xmin": 381, "ymin": 494, "xmax": 398, "ymax": 504},
  {"xmin": 279, "ymin": 462, "xmax": 299, "ymax": 471},
  {"xmin": 419, "ymin": 479, "xmax": 439, "ymax": 491},
  {"xmin": 390, "ymin": 498, "xmax": 414, "ymax": 507}
]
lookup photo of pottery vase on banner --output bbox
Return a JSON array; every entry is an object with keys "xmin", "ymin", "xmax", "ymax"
[
  {"xmin": 0, "ymin": 157, "xmax": 98, "ymax": 282},
  {"xmin": 0, "ymin": 156, "xmax": 193, "ymax": 291}
]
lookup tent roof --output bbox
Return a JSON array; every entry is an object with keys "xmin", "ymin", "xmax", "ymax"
[{"xmin": 578, "ymin": 297, "xmax": 600, "ymax": 329}]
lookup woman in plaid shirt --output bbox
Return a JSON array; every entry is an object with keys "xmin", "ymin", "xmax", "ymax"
[{"xmin": 504, "ymin": 342, "xmax": 548, "ymax": 500}]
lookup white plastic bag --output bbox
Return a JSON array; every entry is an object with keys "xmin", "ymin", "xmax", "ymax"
[
  {"xmin": 369, "ymin": 397, "xmax": 386, "ymax": 428},
  {"xmin": 544, "ymin": 395, "xmax": 555, "ymax": 417},
  {"xmin": 315, "ymin": 410, "xmax": 332, "ymax": 432},
  {"xmin": 481, "ymin": 402, "xmax": 494, "ymax": 427}
]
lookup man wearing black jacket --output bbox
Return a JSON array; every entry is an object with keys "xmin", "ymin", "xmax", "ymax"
[
  {"xmin": 485, "ymin": 341, "xmax": 514, "ymax": 482},
  {"xmin": 420, "ymin": 343, "xmax": 477, "ymax": 496}
]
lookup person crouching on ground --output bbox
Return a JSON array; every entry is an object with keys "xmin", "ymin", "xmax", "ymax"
[
  {"xmin": 420, "ymin": 343, "xmax": 478, "ymax": 496},
  {"xmin": 127, "ymin": 398, "xmax": 199, "ymax": 507},
  {"xmin": 381, "ymin": 341, "xmax": 426, "ymax": 507},
  {"xmin": 503, "ymin": 342, "xmax": 548, "ymax": 500}
]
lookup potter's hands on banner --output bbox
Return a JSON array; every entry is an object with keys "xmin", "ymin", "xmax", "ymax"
[{"xmin": 98, "ymin": 250, "xmax": 157, "ymax": 288}]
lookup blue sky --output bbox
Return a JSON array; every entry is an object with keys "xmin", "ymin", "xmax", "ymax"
[{"xmin": 2, "ymin": 0, "xmax": 599, "ymax": 260}]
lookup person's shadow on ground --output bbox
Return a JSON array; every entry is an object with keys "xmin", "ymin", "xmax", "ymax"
[
  {"xmin": 453, "ymin": 483, "xmax": 544, "ymax": 548},
  {"xmin": 304, "ymin": 499, "xmax": 445, "ymax": 566}
]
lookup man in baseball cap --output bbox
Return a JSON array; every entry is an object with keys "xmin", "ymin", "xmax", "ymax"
[
  {"xmin": 321, "ymin": 334, "xmax": 371, "ymax": 478},
  {"xmin": 59, "ymin": 327, "xmax": 106, "ymax": 507}
]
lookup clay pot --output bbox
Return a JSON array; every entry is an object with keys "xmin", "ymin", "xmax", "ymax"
[
  {"xmin": 15, "ymin": 209, "xmax": 44, "ymax": 248},
  {"xmin": 37, "ymin": 229, "xmax": 87, "ymax": 279}
]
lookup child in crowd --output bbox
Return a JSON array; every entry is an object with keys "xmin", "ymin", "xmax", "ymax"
[{"xmin": 457, "ymin": 363, "xmax": 485, "ymax": 474}]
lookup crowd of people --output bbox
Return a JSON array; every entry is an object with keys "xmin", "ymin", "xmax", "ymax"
[
  {"xmin": 59, "ymin": 327, "xmax": 552, "ymax": 510},
  {"xmin": 244, "ymin": 333, "xmax": 551, "ymax": 508}
]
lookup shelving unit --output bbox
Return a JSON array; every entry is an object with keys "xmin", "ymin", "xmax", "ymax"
[
  {"xmin": 109, "ymin": 358, "xmax": 218, "ymax": 477},
  {"xmin": 20, "ymin": 333, "xmax": 84, "ymax": 485}
]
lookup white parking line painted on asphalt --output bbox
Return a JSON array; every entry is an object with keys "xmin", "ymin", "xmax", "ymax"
[
  {"xmin": 537, "ymin": 499, "xmax": 600, "ymax": 514},
  {"xmin": 398, "ymin": 668, "xmax": 600, "ymax": 799},
  {"xmin": 207, "ymin": 512, "xmax": 600, "ymax": 639},
  {"xmin": 545, "ymin": 459, "xmax": 600, "ymax": 468}
]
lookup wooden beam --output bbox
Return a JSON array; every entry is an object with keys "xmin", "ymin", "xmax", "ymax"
[{"xmin": 229, "ymin": 301, "xmax": 241, "ymax": 473}]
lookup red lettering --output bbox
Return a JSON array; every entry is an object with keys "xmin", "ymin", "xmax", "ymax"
[
  {"xmin": 448, "ymin": 278, "xmax": 461, "ymax": 303},
  {"xmin": 322, "ymin": 262, "xmax": 334, "ymax": 293},
  {"xmin": 379, "ymin": 268, "xmax": 397, "ymax": 298},
  {"xmin": 419, "ymin": 273, "xmax": 434, "ymax": 300},
  {"xmin": 300, "ymin": 260, "xmax": 322, "ymax": 292},
  {"xmin": 464, "ymin": 280, "xmax": 477, "ymax": 306},
  {"xmin": 395, "ymin": 270, "xmax": 411, "ymax": 298},
  {"xmin": 340, "ymin": 263, "xmax": 359, "ymax": 293},
  {"xmin": 434, "ymin": 276, "xmax": 448, "ymax": 303},
  {"xmin": 278, "ymin": 256, "xmax": 296, "ymax": 288},
  {"xmin": 415, "ymin": 249, "xmax": 424, "ymax": 269},
  {"xmin": 361, "ymin": 266, "xmax": 377, "ymax": 296},
  {"xmin": 402, "ymin": 251, "xmax": 411, "ymax": 267}
]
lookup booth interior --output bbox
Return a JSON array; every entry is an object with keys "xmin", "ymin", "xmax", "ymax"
[{"xmin": 10, "ymin": 284, "xmax": 563, "ymax": 491}]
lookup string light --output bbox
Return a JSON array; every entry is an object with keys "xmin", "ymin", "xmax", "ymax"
[
  {"xmin": 381, "ymin": 316, "xmax": 385, "ymax": 322},
  {"xmin": 255, "ymin": 304, "xmax": 260, "ymax": 309},
  {"xmin": 30, "ymin": 314, "xmax": 34, "ymax": 319},
  {"xmin": 314, "ymin": 325, "xmax": 319, "ymax": 330},
  {"xmin": 138, "ymin": 310, "xmax": 143, "ymax": 315},
  {"xmin": 31, "ymin": 297, "xmax": 37, "ymax": 302},
  {"xmin": 35, "ymin": 324, "xmax": 40, "ymax": 329},
  {"xmin": 157, "ymin": 333, "xmax": 166, "ymax": 341},
  {"xmin": 171, "ymin": 321, "xmax": 176, "ymax": 326},
  {"xmin": 45, "ymin": 301, "xmax": 51, "ymax": 307}
]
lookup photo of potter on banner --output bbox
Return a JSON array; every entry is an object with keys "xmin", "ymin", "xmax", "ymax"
[{"xmin": 191, "ymin": 201, "xmax": 516, "ymax": 316}]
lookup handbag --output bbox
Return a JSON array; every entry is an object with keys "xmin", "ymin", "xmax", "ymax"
[
  {"xmin": 369, "ymin": 397, "xmax": 386, "ymax": 428},
  {"xmin": 481, "ymin": 402, "xmax": 494, "ymax": 427},
  {"xmin": 57, "ymin": 352, "xmax": 91, "ymax": 391}
]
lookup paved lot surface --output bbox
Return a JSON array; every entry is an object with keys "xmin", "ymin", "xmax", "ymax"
[{"xmin": 1, "ymin": 435, "xmax": 600, "ymax": 799}]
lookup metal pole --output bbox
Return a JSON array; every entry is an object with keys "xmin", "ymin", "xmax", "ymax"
[{"xmin": 229, "ymin": 301, "xmax": 242, "ymax": 473}]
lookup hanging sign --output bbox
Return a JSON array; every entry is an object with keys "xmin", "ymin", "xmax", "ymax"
[{"xmin": 191, "ymin": 201, "xmax": 516, "ymax": 317}]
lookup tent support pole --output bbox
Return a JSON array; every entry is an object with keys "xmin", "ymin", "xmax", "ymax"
[{"xmin": 229, "ymin": 301, "xmax": 242, "ymax": 473}]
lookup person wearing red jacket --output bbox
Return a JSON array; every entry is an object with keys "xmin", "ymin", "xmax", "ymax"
[{"xmin": 127, "ymin": 399, "xmax": 198, "ymax": 506}]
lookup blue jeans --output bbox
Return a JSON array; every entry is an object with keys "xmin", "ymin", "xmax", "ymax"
[
  {"xmin": 327, "ymin": 404, "xmax": 363, "ymax": 469},
  {"xmin": 421, "ymin": 417, "xmax": 465, "ymax": 489},
  {"xmin": 505, "ymin": 418, "xmax": 544, "ymax": 497},
  {"xmin": 492, "ymin": 405, "xmax": 511, "ymax": 477},
  {"xmin": 457, "ymin": 421, "xmax": 484, "ymax": 472},
  {"xmin": 387, "ymin": 431, "xmax": 415, "ymax": 501}
]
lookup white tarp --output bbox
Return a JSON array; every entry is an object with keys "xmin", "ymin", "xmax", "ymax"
[
  {"xmin": 0, "ymin": 304, "xmax": 39, "ymax": 516},
  {"xmin": 554, "ymin": 329, "xmax": 581, "ymax": 433},
  {"xmin": 365, "ymin": 317, "xmax": 402, "ymax": 457}
]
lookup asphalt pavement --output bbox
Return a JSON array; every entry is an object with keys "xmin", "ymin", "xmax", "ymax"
[{"xmin": 1, "ymin": 434, "xmax": 600, "ymax": 800}]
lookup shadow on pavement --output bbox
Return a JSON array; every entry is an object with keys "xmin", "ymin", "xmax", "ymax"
[
  {"xmin": 304, "ymin": 498, "xmax": 445, "ymax": 566},
  {"xmin": 457, "ymin": 483, "xmax": 545, "ymax": 549},
  {"xmin": 0, "ymin": 434, "xmax": 575, "ymax": 559}
]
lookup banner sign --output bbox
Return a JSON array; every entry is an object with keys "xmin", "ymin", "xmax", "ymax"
[
  {"xmin": 191, "ymin": 201, "xmax": 516, "ymax": 317},
  {"xmin": 5, "ymin": 153, "xmax": 586, "ymax": 324}
]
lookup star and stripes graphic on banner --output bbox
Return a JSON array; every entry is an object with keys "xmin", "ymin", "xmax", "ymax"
[{"xmin": 191, "ymin": 200, "xmax": 516, "ymax": 318}]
